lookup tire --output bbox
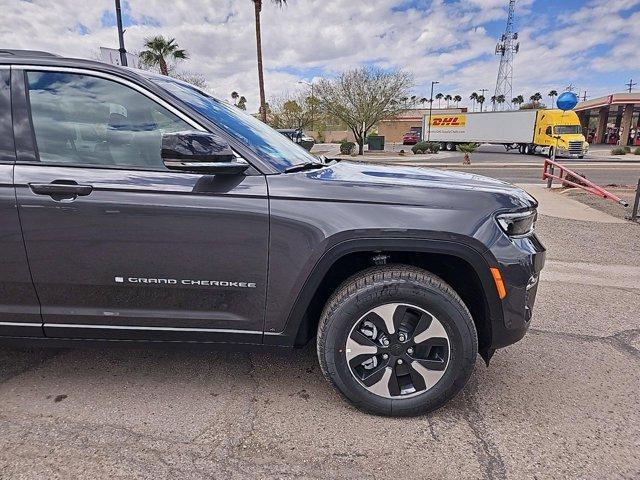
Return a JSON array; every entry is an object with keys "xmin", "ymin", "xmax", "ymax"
[
  {"xmin": 446, "ymin": 142, "xmax": 456, "ymax": 151},
  {"xmin": 317, "ymin": 265, "xmax": 478, "ymax": 416}
]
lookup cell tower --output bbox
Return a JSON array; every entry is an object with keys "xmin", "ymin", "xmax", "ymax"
[{"xmin": 494, "ymin": 0, "xmax": 520, "ymax": 110}]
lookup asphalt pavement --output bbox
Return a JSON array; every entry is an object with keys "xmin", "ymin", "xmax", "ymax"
[{"xmin": 1, "ymin": 186, "xmax": 639, "ymax": 479}]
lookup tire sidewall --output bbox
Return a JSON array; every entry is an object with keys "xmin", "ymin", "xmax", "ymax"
[{"xmin": 321, "ymin": 276, "xmax": 476, "ymax": 416}]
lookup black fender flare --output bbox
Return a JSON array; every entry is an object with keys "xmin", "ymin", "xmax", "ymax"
[{"xmin": 264, "ymin": 236, "xmax": 504, "ymax": 347}]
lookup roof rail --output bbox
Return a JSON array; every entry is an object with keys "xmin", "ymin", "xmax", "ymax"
[{"xmin": 0, "ymin": 49, "xmax": 59, "ymax": 58}]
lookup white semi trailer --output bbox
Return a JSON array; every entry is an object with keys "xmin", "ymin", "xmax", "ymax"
[{"xmin": 422, "ymin": 109, "xmax": 589, "ymax": 158}]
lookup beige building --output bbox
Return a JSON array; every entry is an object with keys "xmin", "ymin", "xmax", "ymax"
[
  {"xmin": 378, "ymin": 107, "xmax": 466, "ymax": 142},
  {"xmin": 575, "ymin": 92, "xmax": 640, "ymax": 146}
]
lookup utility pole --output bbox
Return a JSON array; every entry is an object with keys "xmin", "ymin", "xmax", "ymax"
[
  {"xmin": 115, "ymin": 0, "xmax": 128, "ymax": 67},
  {"xmin": 626, "ymin": 78, "xmax": 637, "ymax": 93},
  {"xmin": 427, "ymin": 80, "xmax": 439, "ymax": 141},
  {"xmin": 581, "ymin": 91, "xmax": 588, "ymax": 102},
  {"xmin": 493, "ymin": 0, "xmax": 519, "ymax": 110},
  {"xmin": 479, "ymin": 88, "xmax": 488, "ymax": 112}
]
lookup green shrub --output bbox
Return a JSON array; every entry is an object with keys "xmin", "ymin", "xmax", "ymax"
[
  {"xmin": 634, "ymin": 147, "xmax": 640, "ymax": 155},
  {"xmin": 411, "ymin": 141, "xmax": 428, "ymax": 154},
  {"xmin": 611, "ymin": 147, "xmax": 627, "ymax": 155},
  {"xmin": 340, "ymin": 141, "xmax": 356, "ymax": 155},
  {"xmin": 411, "ymin": 141, "xmax": 439, "ymax": 154},
  {"xmin": 624, "ymin": 146, "xmax": 631, "ymax": 153}
]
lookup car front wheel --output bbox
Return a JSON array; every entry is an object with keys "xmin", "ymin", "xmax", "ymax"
[{"xmin": 317, "ymin": 265, "xmax": 478, "ymax": 416}]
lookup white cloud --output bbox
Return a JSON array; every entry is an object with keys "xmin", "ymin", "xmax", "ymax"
[{"xmin": 1, "ymin": 0, "xmax": 637, "ymax": 110}]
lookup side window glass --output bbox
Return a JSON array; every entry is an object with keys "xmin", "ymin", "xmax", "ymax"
[
  {"xmin": 545, "ymin": 126, "xmax": 552, "ymax": 135},
  {"xmin": 26, "ymin": 71, "xmax": 192, "ymax": 169}
]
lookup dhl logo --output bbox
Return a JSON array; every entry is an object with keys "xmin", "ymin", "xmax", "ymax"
[{"xmin": 429, "ymin": 115, "xmax": 466, "ymax": 127}]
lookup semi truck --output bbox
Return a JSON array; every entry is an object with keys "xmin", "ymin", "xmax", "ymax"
[{"xmin": 422, "ymin": 109, "xmax": 589, "ymax": 158}]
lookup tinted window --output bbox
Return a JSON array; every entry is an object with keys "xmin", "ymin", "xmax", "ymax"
[
  {"xmin": 27, "ymin": 71, "xmax": 191, "ymax": 168},
  {"xmin": 554, "ymin": 125, "xmax": 582, "ymax": 135},
  {"xmin": 148, "ymin": 75, "xmax": 317, "ymax": 172}
]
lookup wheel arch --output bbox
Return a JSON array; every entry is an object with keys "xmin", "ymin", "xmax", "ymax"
[{"xmin": 266, "ymin": 237, "xmax": 503, "ymax": 359}]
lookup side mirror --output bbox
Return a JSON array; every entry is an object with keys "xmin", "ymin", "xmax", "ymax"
[{"xmin": 161, "ymin": 131, "xmax": 249, "ymax": 175}]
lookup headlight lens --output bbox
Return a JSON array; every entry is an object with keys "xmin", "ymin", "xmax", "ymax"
[{"xmin": 496, "ymin": 210, "xmax": 537, "ymax": 237}]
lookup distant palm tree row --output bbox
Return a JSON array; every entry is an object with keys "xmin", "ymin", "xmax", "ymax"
[
  {"xmin": 466, "ymin": 90, "xmax": 562, "ymax": 111},
  {"xmin": 395, "ymin": 93, "xmax": 463, "ymax": 109}
]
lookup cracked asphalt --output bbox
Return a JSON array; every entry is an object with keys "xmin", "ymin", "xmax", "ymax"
[{"xmin": 1, "ymin": 213, "xmax": 639, "ymax": 479}]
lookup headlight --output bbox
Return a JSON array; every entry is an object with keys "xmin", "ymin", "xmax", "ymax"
[{"xmin": 496, "ymin": 210, "xmax": 537, "ymax": 238}]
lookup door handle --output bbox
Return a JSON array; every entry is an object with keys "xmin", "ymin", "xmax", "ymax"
[{"xmin": 29, "ymin": 182, "xmax": 93, "ymax": 198}]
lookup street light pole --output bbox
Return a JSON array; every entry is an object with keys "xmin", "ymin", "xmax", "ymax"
[
  {"xmin": 479, "ymin": 88, "xmax": 488, "ymax": 112},
  {"xmin": 115, "ymin": 0, "xmax": 128, "ymax": 67},
  {"xmin": 427, "ymin": 80, "xmax": 439, "ymax": 142}
]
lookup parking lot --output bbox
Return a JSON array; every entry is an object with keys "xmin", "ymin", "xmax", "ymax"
[{"xmin": 1, "ymin": 184, "xmax": 639, "ymax": 479}]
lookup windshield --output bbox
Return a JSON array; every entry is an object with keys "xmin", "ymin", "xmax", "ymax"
[
  {"xmin": 148, "ymin": 75, "xmax": 317, "ymax": 172},
  {"xmin": 554, "ymin": 125, "xmax": 582, "ymax": 135}
]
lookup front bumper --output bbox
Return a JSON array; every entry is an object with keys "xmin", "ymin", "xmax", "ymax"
[{"xmin": 490, "ymin": 233, "xmax": 546, "ymax": 349}]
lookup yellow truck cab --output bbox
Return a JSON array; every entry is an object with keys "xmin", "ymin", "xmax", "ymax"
[{"xmin": 533, "ymin": 109, "xmax": 588, "ymax": 158}]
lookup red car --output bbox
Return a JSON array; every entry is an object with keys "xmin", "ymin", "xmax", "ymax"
[{"xmin": 402, "ymin": 131, "xmax": 421, "ymax": 145}]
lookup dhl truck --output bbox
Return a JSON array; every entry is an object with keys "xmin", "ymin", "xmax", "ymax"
[{"xmin": 422, "ymin": 110, "xmax": 589, "ymax": 158}]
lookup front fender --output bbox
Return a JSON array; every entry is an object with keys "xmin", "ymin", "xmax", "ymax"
[{"xmin": 263, "ymin": 234, "xmax": 504, "ymax": 348}]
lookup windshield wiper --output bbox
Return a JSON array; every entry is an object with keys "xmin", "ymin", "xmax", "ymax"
[{"xmin": 284, "ymin": 161, "xmax": 325, "ymax": 173}]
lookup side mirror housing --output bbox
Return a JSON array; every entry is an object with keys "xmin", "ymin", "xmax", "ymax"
[{"xmin": 161, "ymin": 131, "xmax": 249, "ymax": 175}]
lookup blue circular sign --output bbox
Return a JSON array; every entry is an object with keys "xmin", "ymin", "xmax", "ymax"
[{"xmin": 556, "ymin": 91, "xmax": 578, "ymax": 111}]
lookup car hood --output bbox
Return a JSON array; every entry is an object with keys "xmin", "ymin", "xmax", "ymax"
[{"xmin": 291, "ymin": 161, "xmax": 537, "ymax": 210}]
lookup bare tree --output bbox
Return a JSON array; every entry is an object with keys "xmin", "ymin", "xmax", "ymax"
[
  {"xmin": 268, "ymin": 92, "xmax": 314, "ymax": 129},
  {"xmin": 315, "ymin": 67, "xmax": 413, "ymax": 155}
]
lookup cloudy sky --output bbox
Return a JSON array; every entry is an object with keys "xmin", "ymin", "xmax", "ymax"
[{"xmin": 3, "ymin": 0, "xmax": 639, "ymax": 110}]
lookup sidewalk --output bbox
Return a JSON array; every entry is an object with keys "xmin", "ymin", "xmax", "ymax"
[
  {"xmin": 587, "ymin": 143, "xmax": 640, "ymax": 161},
  {"xmin": 517, "ymin": 184, "xmax": 627, "ymax": 223}
]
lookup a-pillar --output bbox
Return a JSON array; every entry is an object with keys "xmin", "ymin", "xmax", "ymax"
[
  {"xmin": 619, "ymin": 103, "xmax": 634, "ymax": 146},
  {"xmin": 594, "ymin": 106, "xmax": 608, "ymax": 144}
]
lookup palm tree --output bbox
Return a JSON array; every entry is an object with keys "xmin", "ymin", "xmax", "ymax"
[
  {"xmin": 420, "ymin": 97, "xmax": 428, "ymax": 108},
  {"xmin": 435, "ymin": 92, "xmax": 444, "ymax": 108},
  {"xmin": 444, "ymin": 94, "xmax": 452, "ymax": 108},
  {"xmin": 496, "ymin": 94, "xmax": 505, "ymax": 110},
  {"xmin": 490, "ymin": 95, "xmax": 497, "ymax": 110},
  {"xmin": 231, "ymin": 91, "xmax": 239, "ymax": 105},
  {"xmin": 139, "ymin": 36, "xmax": 188, "ymax": 76},
  {"xmin": 457, "ymin": 143, "xmax": 479, "ymax": 165},
  {"xmin": 548, "ymin": 89, "xmax": 558, "ymax": 108},
  {"xmin": 400, "ymin": 96, "xmax": 409, "ymax": 108},
  {"xmin": 530, "ymin": 92, "xmax": 543, "ymax": 107},
  {"xmin": 410, "ymin": 95, "xmax": 417, "ymax": 106},
  {"xmin": 453, "ymin": 95, "xmax": 462, "ymax": 107},
  {"xmin": 237, "ymin": 96, "xmax": 247, "ymax": 110},
  {"xmin": 512, "ymin": 95, "xmax": 525, "ymax": 108},
  {"xmin": 469, "ymin": 92, "xmax": 478, "ymax": 112},
  {"xmin": 477, "ymin": 95, "xmax": 485, "ymax": 112},
  {"xmin": 252, "ymin": 0, "xmax": 287, "ymax": 122}
]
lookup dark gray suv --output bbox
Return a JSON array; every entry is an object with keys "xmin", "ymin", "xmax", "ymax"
[{"xmin": 0, "ymin": 50, "xmax": 545, "ymax": 416}]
